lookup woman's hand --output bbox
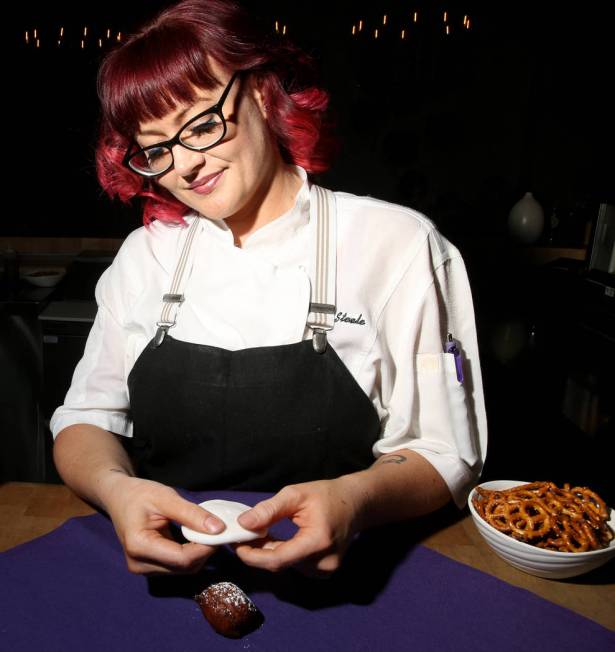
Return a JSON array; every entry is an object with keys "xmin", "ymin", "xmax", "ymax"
[
  {"xmin": 102, "ymin": 473, "xmax": 225, "ymax": 575},
  {"xmin": 234, "ymin": 477, "xmax": 366, "ymax": 577}
]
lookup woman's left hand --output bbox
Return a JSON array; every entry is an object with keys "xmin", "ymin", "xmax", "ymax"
[{"xmin": 234, "ymin": 478, "xmax": 365, "ymax": 577}]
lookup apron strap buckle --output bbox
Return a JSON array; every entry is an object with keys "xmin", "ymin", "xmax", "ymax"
[
  {"xmin": 312, "ymin": 328, "xmax": 328, "ymax": 354},
  {"xmin": 308, "ymin": 303, "xmax": 335, "ymax": 354},
  {"xmin": 309, "ymin": 302, "xmax": 335, "ymax": 315},
  {"xmin": 163, "ymin": 293, "xmax": 184, "ymax": 304},
  {"xmin": 153, "ymin": 321, "xmax": 175, "ymax": 348}
]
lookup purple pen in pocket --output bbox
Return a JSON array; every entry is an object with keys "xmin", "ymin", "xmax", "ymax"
[{"xmin": 446, "ymin": 333, "xmax": 464, "ymax": 383}]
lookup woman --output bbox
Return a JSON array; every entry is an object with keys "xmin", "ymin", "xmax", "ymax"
[{"xmin": 51, "ymin": 0, "xmax": 487, "ymax": 577}]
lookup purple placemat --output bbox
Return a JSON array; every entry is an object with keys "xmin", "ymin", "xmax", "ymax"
[{"xmin": 1, "ymin": 490, "xmax": 612, "ymax": 651}]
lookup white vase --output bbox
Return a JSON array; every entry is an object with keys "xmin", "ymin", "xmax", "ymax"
[{"xmin": 508, "ymin": 192, "xmax": 545, "ymax": 244}]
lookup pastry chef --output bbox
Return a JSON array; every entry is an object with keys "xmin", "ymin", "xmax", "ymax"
[{"xmin": 51, "ymin": 0, "xmax": 487, "ymax": 577}]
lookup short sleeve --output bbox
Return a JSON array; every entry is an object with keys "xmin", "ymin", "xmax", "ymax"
[
  {"xmin": 49, "ymin": 265, "xmax": 133, "ymax": 439},
  {"xmin": 373, "ymin": 229, "xmax": 488, "ymax": 507}
]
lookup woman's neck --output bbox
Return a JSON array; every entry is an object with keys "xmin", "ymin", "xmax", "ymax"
[{"xmin": 225, "ymin": 161, "xmax": 303, "ymax": 248}]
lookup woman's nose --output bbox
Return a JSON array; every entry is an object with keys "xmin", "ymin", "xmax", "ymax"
[{"xmin": 172, "ymin": 143, "xmax": 205, "ymax": 175}]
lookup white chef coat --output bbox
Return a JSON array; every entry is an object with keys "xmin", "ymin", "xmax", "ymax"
[{"xmin": 50, "ymin": 166, "xmax": 487, "ymax": 507}]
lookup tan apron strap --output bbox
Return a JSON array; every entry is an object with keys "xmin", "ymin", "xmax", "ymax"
[
  {"xmin": 153, "ymin": 216, "xmax": 201, "ymax": 347},
  {"xmin": 307, "ymin": 185, "xmax": 337, "ymax": 353}
]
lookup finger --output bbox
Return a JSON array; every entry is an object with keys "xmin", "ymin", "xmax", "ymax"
[
  {"xmin": 295, "ymin": 553, "xmax": 341, "ymax": 579},
  {"xmin": 237, "ymin": 486, "xmax": 301, "ymax": 531},
  {"xmin": 295, "ymin": 562, "xmax": 335, "ymax": 579},
  {"xmin": 235, "ymin": 530, "xmax": 319, "ymax": 572},
  {"xmin": 156, "ymin": 490, "xmax": 225, "ymax": 535},
  {"xmin": 128, "ymin": 555, "xmax": 207, "ymax": 576},
  {"xmin": 150, "ymin": 551, "xmax": 211, "ymax": 575},
  {"xmin": 127, "ymin": 559, "xmax": 176, "ymax": 576},
  {"xmin": 232, "ymin": 536, "xmax": 284, "ymax": 553},
  {"xmin": 125, "ymin": 539, "xmax": 211, "ymax": 575},
  {"xmin": 127, "ymin": 528, "xmax": 217, "ymax": 570}
]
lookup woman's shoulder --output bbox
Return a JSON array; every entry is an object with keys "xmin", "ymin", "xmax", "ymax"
[
  {"xmin": 119, "ymin": 214, "xmax": 189, "ymax": 250},
  {"xmin": 334, "ymin": 189, "xmax": 432, "ymax": 226},
  {"xmin": 96, "ymin": 216, "xmax": 193, "ymax": 314},
  {"xmin": 331, "ymin": 189, "xmax": 459, "ymax": 269},
  {"xmin": 113, "ymin": 215, "xmax": 194, "ymax": 273}
]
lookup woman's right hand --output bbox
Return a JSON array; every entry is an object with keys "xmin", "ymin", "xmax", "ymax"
[{"xmin": 101, "ymin": 473, "xmax": 225, "ymax": 575}]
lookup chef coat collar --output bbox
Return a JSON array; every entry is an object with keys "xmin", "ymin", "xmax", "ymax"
[
  {"xmin": 196, "ymin": 165, "xmax": 311, "ymax": 250},
  {"xmin": 150, "ymin": 165, "xmax": 310, "ymax": 275}
]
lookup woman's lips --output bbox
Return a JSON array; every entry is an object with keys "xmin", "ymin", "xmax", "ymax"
[{"xmin": 189, "ymin": 170, "xmax": 224, "ymax": 195}]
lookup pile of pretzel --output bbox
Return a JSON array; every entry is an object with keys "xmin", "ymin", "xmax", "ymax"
[{"xmin": 472, "ymin": 481, "xmax": 613, "ymax": 552}]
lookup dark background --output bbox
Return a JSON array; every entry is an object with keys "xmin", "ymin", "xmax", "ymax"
[
  {"xmin": 7, "ymin": 1, "xmax": 613, "ymax": 239},
  {"xmin": 5, "ymin": 1, "xmax": 615, "ymax": 500}
]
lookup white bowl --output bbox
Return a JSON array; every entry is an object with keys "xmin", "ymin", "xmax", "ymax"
[
  {"xmin": 468, "ymin": 480, "xmax": 615, "ymax": 579},
  {"xmin": 22, "ymin": 268, "xmax": 65, "ymax": 287}
]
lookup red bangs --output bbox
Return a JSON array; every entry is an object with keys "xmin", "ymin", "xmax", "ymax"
[{"xmin": 98, "ymin": 35, "xmax": 223, "ymax": 138}]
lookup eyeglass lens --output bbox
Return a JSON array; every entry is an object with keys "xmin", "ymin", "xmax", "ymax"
[{"xmin": 129, "ymin": 112, "xmax": 225, "ymax": 175}]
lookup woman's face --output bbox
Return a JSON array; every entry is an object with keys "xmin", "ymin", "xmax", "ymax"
[{"xmin": 135, "ymin": 61, "xmax": 278, "ymax": 223}]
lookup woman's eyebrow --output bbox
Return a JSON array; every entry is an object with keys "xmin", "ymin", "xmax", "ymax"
[{"xmin": 138, "ymin": 96, "xmax": 216, "ymax": 137}]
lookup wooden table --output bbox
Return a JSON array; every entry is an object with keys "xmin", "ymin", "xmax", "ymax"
[{"xmin": 2, "ymin": 482, "xmax": 613, "ymax": 631}]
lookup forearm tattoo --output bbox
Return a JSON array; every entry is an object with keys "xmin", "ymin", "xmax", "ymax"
[{"xmin": 378, "ymin": 454, "xmax": 407, "ymax": 465}]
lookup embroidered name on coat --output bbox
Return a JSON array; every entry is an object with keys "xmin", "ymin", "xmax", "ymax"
[{"xmin": 335, "ymin": 312, "xmax": 366, "ymax": 326}]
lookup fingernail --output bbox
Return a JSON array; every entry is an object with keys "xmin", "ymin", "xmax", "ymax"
[
  {"xmin": 238, "ymin": 511, "xmax": 257, "ymax": 529},
  {"xmin": 204, "ymin": 516, "xmax": 224, "ymax": 534}
]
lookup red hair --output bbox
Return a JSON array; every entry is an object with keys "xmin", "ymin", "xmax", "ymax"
[{"xmin": 95, "ymin": 0, "xmax": 336, "ymax": 228}]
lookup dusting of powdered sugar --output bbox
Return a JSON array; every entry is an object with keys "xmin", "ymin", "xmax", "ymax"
[{"xmin": 201, "ymin": 582, "xmax": 258, "ymax": 612}]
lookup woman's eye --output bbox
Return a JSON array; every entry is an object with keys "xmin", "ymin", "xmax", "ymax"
[
  {"xmin": 192, "ymin": 120, "xmax": 219, "ymax": 134},
  {"xmin": 146, "ymin": 148, "xmax": 165, "ymax": 162}
]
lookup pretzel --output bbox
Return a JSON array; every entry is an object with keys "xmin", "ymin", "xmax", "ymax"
[
  {"xmin": 570, "ymin": 486, "xmax": 609, "ymax": 520},
  {"xmin": 472, "ymin": 481, "xmax": 614, "ymax": 552}
]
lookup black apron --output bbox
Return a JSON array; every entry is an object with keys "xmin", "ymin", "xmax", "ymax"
[{"xmin": 126, "ymin": 185, "xmax": 381, "ymax": 491}]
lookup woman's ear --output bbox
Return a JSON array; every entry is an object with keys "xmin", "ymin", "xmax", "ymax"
[{"xmin": 251, "ymin": 77, "xmax": 268, "ymax": 120}]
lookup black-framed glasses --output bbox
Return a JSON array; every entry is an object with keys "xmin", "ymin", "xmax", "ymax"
[{"xmin": 123, "ymin": 71, "xmax": 240, "ymax": 177}]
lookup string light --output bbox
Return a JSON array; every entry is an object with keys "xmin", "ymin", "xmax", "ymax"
[
  {"xmin": 23, "ymin": 12, "xmax": 474, "ymax": 51},
  {"xmin": 26, "ymin": 24, "xmax": 129, "ymax": 49}
]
